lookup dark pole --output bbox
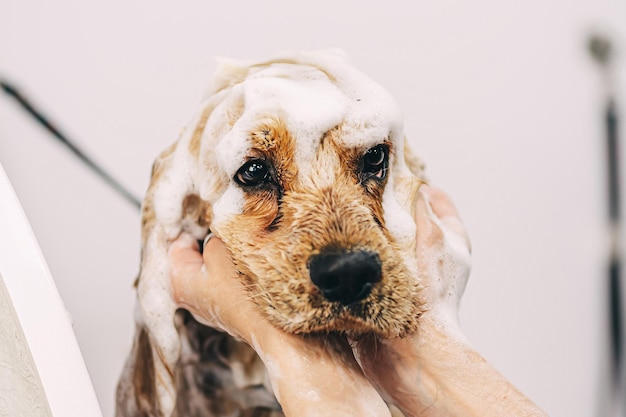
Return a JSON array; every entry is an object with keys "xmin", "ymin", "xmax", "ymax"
[
  {"xmin": 0, "ymin": 80, "xmax": 142, "ymax": 210},
  {"xmin": 589, "ymin": 33, "xmax": 624, "ymax": 417}
]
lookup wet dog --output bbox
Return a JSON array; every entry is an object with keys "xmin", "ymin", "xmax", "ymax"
[{"xmin": 117, "ymin": 50, "xmax": 425, "ymax": 417}]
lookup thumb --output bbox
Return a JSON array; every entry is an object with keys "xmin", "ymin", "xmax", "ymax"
[{"xmin": 169, "ymin": 233, "xmax": 204, "ymax": 284}]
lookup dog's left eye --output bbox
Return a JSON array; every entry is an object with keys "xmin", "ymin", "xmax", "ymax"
[
  {"xmin": 235, "ymin": 160, "xmax": 273, "ymax": 187},
  {"xmin": 362, "ymin": 145, "xmax": 388, "ymax": 179}
]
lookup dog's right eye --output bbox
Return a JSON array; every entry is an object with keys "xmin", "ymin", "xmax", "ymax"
[
  {"xmin": 361, "ymin": 144, "xmax": 389, "ymax": 180},
  {"xmin": 235, "ymin": 160, "xmax": 272, "ymax": 187}
]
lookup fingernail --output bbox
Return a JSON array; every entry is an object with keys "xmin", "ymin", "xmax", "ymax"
[{"xmin": 203, "ymin": 233, "xmax": 215, "ymax": 248}]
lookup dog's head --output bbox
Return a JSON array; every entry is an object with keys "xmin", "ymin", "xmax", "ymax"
[{"xmin": 190, "ymin": 50, "xmax": 424, "ymax": 337}]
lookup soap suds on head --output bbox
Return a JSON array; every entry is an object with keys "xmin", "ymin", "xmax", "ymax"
[
  {"xmin": 282, "ymin": 49, "xmax": 406, "ymax": 143},
  {"xmin": 202, "ymin": 49, "xmax": 422, "ymax": 309},
  {"xmin": 151, "ymin": 122, "xmax": 201, "ymax": 231},
  {"xmin": 205, "ymin": 50, "xmax": 406, "ymax": 183},
  {"xmin": 210, "ymin": 186, "xmax": 244, "ymax": 227},
  {"xmin": 241, "ymin": 67, "xmax": 349, "ymax": 175},
  {"xmin": 382, "ymin": 174, "xmax": 417, "ymax": 243}
]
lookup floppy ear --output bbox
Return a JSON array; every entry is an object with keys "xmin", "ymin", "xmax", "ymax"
[
  {"xmin": 402, "ymin": 139, "xmax": 426, "ymax": 179},
  {"xmin": 391, "ymin": 138, "xmax": 426, "ymax": 202},
  {"xmin": 119, "ymin": 103, "xmax": 219, "ymax": 416},
  {"xmin": 115, "ymin": 327, "xmax": 159, "ymax": 417},
  {"xmin": 386, "ymin": 137, "xmax": 426, "ymax": 257}
]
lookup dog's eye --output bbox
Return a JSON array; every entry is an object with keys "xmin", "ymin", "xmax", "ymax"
[
  {"xmin": 235, "ymin": 160, "xmax": 272, "ymax": 187},
  {"xmin": 362, "ymin": 145, "xmax": 388, "ymax": 179}
]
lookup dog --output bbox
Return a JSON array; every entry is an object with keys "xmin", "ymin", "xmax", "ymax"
[{"xmin": 116, "ymin": 49, "xmax": 426, "ymax": 417}]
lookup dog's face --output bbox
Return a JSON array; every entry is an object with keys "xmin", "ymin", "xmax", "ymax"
[{"xmin": 190, "ymin": 52, "xmax": 423, "ymax": 337}]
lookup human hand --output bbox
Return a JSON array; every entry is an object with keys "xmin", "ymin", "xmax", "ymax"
[
  {"xmin": 168, "ymin": 233, "xmax": 391, "ymax": 417},
  {"xmin": 413, "ymin": 185, "xmax": 472, "ymax": 332},
  {"xmin": 353, "ymin": 186, "xmax": 546, "ymax": 417},
  {"xmin": 168, "ymin": 233, "xmax": 260, "ymax": 341},
  {"xmin": 351, "ymin": 185, "xmax": 471, "ymax": 407}
]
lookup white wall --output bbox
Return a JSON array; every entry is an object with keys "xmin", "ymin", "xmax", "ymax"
[{"xmin": 1, "ymin": 1, "xmax": 625, "ymax": 416}]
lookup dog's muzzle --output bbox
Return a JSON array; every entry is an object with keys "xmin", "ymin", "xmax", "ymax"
[{"xmin": 308, "ymin": 250, "xmax": 382, "ymax": 305}]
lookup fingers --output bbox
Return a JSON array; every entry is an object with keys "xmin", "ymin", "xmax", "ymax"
[
  {"xmin": 169, "ymin": 232, "xmax": 208, "ymax": 310},
  {"xmin": 421, "ymin": 185, "xmax": 460, "ymax": 219},
  {"xmin": 415, "ymin": 186, "xmax": 444, "ymax": 249},
  {"xmin": 261, "ymin": 333, "xmax": 391, "ymax": 417},
  {"xmin": 201, "ymin": 235, "xmax": 242, "ymax": 292},
  {"xmin": 168, "ymin": 232, "xmax": 203, "ymax": 280},
  {"xmin": 170, "ymin": 233, "xmax": 256, "ymax": 337},
  {"xmin": 418, "ymin": 185, "xmax": 471, "ymax": 252}
]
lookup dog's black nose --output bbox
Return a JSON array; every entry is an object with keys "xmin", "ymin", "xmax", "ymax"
[{"xmin": 308, "ymin": 250, "xmax": 382, "ymax": 305}]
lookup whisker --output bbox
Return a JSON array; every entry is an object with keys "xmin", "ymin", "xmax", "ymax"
[{"xmin": 225, "ymin": 280, "xmax": 279, "ymax": 310}]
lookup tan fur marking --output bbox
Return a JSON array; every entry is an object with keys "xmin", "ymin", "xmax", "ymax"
[
  {"xmin": 151, "ymin": 142, "xmax": 177, "ymax": 184},
  {"xmin": 249, "ymin": 116, "xmax": 298, "ymax": 190},
  {"xmin": 182, "ymin": 194, "xmax": 212, "ymax": 228},
  {"xmin": 325, "ymin": 127, "xmax": 392, "ymax": 230},
  {"xmin": 188, "ymin": 103, "xmax": 218, "ymax": 158},
  {"xmin": 140, "ymin": 202, "xmax": 156, "ymax": 244},
  {"xmin": 235, "ymin": 117, "xmax": 299, "ymax": 230},
  {"xmin": 141, "ymin": 142, "xmax": 178, "ymax": 244},
  {"xmin": 403, "ymin": 140, "xmax": 425, "ymax": 177},
  {"xmin": 399, "ymin": 142, "xmax": 427, "ymax": 227}
]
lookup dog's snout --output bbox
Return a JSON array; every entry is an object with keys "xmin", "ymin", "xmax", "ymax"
[{"xmin": 308, "ymin": 250, "xmax": 382, "ymax": 305}]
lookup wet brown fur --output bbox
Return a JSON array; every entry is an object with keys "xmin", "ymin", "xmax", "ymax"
[
  {"xmin": 216, "ymin": 120, "xmax": 420, "ymax": 337},
  {"xmin": 118, "ymin": 56, "xmax": 426, "ymax": 417}
]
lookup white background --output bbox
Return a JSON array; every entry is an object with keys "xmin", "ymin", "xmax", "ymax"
[{"xmin": 1, "ymin": 1, "xmax": 626, "ymax": 416}]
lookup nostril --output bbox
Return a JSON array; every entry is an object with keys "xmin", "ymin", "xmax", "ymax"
[
  {"xmin": 308, "ymin": 250, "xmax": 382, "ymax": 305},
  {"xmin": 313, "ymin": 272, "xmax": 340, "ymax": 293}
]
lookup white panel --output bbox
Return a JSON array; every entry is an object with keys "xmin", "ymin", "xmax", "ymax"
[{"xmin": 0, "ymin": 165, "xmax": 103, "ymax": 417}]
